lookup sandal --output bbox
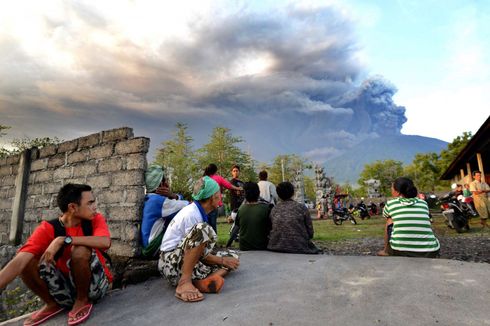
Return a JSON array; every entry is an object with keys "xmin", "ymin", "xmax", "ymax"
[
  {"xmin": 175, "ymin": 289, "xmax": 204, "ymax": 302},
  {"xmin": 68, "ymin": 303, "xmax": 93, "ymax": 326},
  {"xmin": 193, "ymin": 274, "xmax": 225, "ymax": 293},
  {"xmin": 24, "ymin": 307, "xmax": 64, "ymax": 326}
]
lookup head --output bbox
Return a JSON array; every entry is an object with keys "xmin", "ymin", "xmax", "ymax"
[
  {"xmin": 145, "ymin": 164, "xmax": 166, "ymax": 192},
  {"xmin": 57, "ymin": 183, "xmax": 96, "ymax": 219},
  {"xmin": 464, "ymin": 183, "xmax": 470, "ymax": 189},
  {"xmin": 231, "ymin": 165, "xmax": 240, "ymax": 179},
  {"xmin": 392, "ymin": 177, "xmax": 418, "ymax": 198},
  {"xmin": 243, "ymin": 182, "xmax": 260, "ymax": 202},
  {"xmin": 276, "ymin": 181, "xmax": 295, "ymax": 201},
  {"xmin": 259, "ymin": 170, "xmax": 268, "ymax": 181},
  {"xmin": 192, "ymin": 176, "xmax": 220, "ymax": 212},
  {"xmin": 473, "ymin": 171, "xmax": 482, "ymax": 181},
  {"xmin": 204, "ymin": 163, "xmax": 218, "ymax": 176}
]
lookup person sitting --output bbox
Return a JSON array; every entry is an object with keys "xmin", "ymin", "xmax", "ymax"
[
  {"xmin": 267, "ymin": 181, "xmax": 319, "ymax": 254},
  {"xmin": 0, "ymin": 184, "xmax": 112, "ymax": 326},
  {"xmin": 257, "ymin": 170, "xmax": 278, "ymax": 206},
  {"xmin": 141, "ymin": 164, "xmax": 189, "ymax": 258},
  {"xmin": 158, "ymin": 176, "xmax": 240, "ymax": 302},
  {"xmin": 377, "ymin": 177, "xmax": 440, "ymax": 258},
  {"xmin": 234, "ymin": 182, "xmax": 272, "ymax": 251}
]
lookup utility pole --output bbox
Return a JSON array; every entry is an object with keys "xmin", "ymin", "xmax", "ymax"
[{"xmin": 281, "ymin": 158, "xmax": 285, "ymax": 182}]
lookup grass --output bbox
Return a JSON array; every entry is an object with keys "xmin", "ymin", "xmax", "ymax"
[{"xmin": 216, "ymin": 210, "xmax": 489, "ymax": 248}]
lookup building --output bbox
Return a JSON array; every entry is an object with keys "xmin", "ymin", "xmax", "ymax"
[{"xmin": 440, "ymin": 115, "xmax": 490, "ymax": 184}]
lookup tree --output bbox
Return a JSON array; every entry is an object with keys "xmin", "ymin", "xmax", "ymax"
[
  {"xmin": 267, "ymin": 154, "xmax": 308, "ymax": 185},
  {"xmin": 154, "ymin": 123, "xmax": 197, "ymax": 198},
  {"xmin": 304, "ymin": 175, "xmax": 316, "ymax": 201},
  {"xmin": 196, "ymin": 126, "xmax": 256, "ymax": 182},
  {"xmin": 0, "ymin": 125, "xmax": 62, "ymax": 158},
  {"xmin": 437, "ymin": 131, "xmax": 472, "ymax": 174},
  {"xmin": 358, "ymin": 160, "xmax": 404, "ymax": 197}
]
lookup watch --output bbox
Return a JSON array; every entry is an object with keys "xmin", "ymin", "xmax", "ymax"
[{"xmin": 64, "ymin": 236, "xmax": 73, "ymax": 245}]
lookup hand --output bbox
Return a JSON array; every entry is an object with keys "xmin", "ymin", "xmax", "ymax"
[
  {"xmin": 155, "ymin": 185, "xmax": 175, "ymax": 199},
  {"xmin": 40, "ymin": 237, "xmax": 65, "ymax": 265},
  {"xmin": 221, "ymin": 257, "xmax": 240, "ymax": 271}
]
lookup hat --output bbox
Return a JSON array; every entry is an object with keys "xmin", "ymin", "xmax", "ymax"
[
  {"xmin": 145, "ymin": 165, "xmax": 165, "ymax": 192},
  {"xmin": 192, "ymin": 176, "xmax": 220, "ymax": 201}
]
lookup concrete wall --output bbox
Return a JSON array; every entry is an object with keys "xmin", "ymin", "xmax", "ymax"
[{"xmin": 0, "ymin": 127, "xmax": 149, "ymax": 258}]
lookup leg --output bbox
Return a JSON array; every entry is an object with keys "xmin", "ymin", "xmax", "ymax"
[
  {"xmin": 377, "ymin": 223, "xmax": 393, "ymax": 256},
  {"xmin": 20, "ymin": 257, "xmax": 60, "ymax": 311},
  {"xmin": 70, "ymin": 246, "xmax": 92, "ymax": 312},
  {"xmin": 175, "ymin": 243, "xmax": 206, "ymax": 301}
]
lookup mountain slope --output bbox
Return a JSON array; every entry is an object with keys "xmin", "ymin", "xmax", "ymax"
[{"xmin": 324, "ymin": 135, "xmax": 448, "ymax": 184}]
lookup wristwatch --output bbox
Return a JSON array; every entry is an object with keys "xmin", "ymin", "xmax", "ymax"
[{"xmin": 64, "ymin": 236, "xmax": 73, "ymax": 245}]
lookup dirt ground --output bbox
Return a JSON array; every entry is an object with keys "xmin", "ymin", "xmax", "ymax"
[{"xmin": 317, "ymin": 232, "xmax": 490, "ymax": 264}]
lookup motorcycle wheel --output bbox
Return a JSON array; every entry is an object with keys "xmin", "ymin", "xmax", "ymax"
[
  {"xmin": 333, "ymin": 215, "xmax": 342, "ymax": 225},
  {"xmin": 350, "ymin": 216, "xmax": 357, "ymax": 225}
]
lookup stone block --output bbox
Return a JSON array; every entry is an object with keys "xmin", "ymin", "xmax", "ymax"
[
  {"xmin": 101, "ymin": 127, "xmax": 134, "ymax": 143},
  {"xmin": 47, "ymin": 153, "xmax": 66, "ymax": 168},
  {"xmin": 122, "ymin": 223, "xmax": 139, "ymax": 242},
  {"xmin": 112, "ymin": 171, "xmax": 144, "ymax": 186},
  {"xmin": 87, "ymin": 175, "xmax": 111, "ymax": 188},
  {"xmin": 97, "ymin": 189, "xmax": 125, "ymax": 204},
  {"xmin": 67, "ymin": 150, "xmax": 88, "ymax": 164},
  {"xmin": 1, "ymin": 175, "xmax": 16, "ymax": 186},
  {"xmin": 108, "ymin": 240, "xmax": 137, "ymax": 258},
  {"xmin": 124, "ymin": 186, "xmax": 145, "ymax": 204},
  {"xmin": 89, "ymin": 144, "xmax": 114, "ymax": 160},
  {"xmin": 64, "ymin": 178, "xmax": 86, "ymax": 185},
  {"xmin": 30, "ymin": 158, "xmax": 48, "ymax": 171},
  {"xmin": 27, "ymin": 184, "xmax": 43, "ymax": 195},
  {"xmin": 32, "ymin": 194, "xmax": 52, "ymax": 208},
  {"xmin": 53, "ymin": 167, "xmax": 72, "ymax": 180},
  {"xmin": 39, "ymin": 145, "xmax": 57, "ymax": 158},
  {"xmin": 43, "ymin": 181, "xmax": 63, "ymax": 195},
  {"xmin": 0, "ymin": 198, "xmax": 12, "ymax": 209},
  {"xmin": 78, "ymin": 133, "xmax": 101, "ymax": 149},
  {"xmin": 28, "ymin": 173, "xmax": 36, "ymax": 184},
  {"xmin": 6, "ymin": 154, "xmax": 20, "ymax": 165},
  {"xmin": 42, "ymin": 208, "xmax": 61, "ymax": 219},
  {"xmin": 126, "ymin": 154, "xmax": 147, "ymax": 170},
  {"xmin": 108, "ymin": 205, "xmax": 141, "ymax": 222},
  {"xmin": 73, "ymin": 162, "xmax": 97, "ymax": 177},
  {"xmin": 114, "ymin": 137, "xmax": 150, "ymax": 155},
  {"xmin": 98, "ymin": 158, "xmax": 123, "ymax": 173},
  {"xmin": 30, "ymin": 148, "xmax": 40, "ymax": 160},
  {"xmin": 36, "ymin": 171, "xmax": 54, "ymax": 183},
  {"xmin": 0, "ymin": 165, "xmax": 11, "ymax": 176},
  {"xmin": 108, "ymin": 223, "xmax": 121, "ymax": 239},
  {"xmin": 24, "ymin": 210, "xmax": 39, "ymax": 222},
  {"xmin": 58, "ymin": 139, "xmax": 78, "ymax": 153},
  {"xmin": 0, "ymin": 157, "xmax": 6, "ymax": 165}
]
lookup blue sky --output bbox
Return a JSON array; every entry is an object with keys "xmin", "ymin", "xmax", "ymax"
[{"xmin": 0, "ymin": 0, "xmax": 488, "ymax": 161}]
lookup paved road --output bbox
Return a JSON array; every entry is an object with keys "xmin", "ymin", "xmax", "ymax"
[{"xmin": 3, "ymin": 252, "xmax": 490, "ymax": 326}]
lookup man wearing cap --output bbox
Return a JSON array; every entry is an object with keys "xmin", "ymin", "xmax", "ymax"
[
  {"xmin": 141, "ymin": 165, "xmax": 189, "ymax": 258},
  {"xmin": 158, "ymin": 176, "xmax": 240, "ymax": 302}
]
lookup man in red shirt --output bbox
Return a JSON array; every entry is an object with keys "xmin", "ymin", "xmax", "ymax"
[{"xmin": 0, "ymin": 184, "xmax": 112, "ymax": 326}]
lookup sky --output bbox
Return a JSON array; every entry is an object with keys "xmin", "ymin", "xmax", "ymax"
[{"xmin": 1, "ymin": 0, "xmax": 489, "ymax": 162}]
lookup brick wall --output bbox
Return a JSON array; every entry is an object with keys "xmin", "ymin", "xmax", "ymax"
[{"xmin": 0, "ymin": 127, "xmax": 149, "ymax": 258}]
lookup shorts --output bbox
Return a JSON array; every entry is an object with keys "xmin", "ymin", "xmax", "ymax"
[{"xmin": 39, "ymin": 250, "xmax": 111, "ymax": 308}]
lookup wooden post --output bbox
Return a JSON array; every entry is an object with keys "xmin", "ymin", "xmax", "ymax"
[
  {"xmin": 477, "ymin": 153, "xmax": 485, "ymax": 180},
  {"xmin": 9, "ymin": 149, "xmax": 32, "ymax": 245},
  {"xmin": 460, "ymin": 169, "xmax": 465, "ymax": 182},
  {"xmin": 466, "ymin": 162, "xmax": 472, "ymax": 183}
]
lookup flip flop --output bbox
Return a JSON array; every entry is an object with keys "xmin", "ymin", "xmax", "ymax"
[
  {"xmin": 24, "ymin": 307, "xmax": 64, "ymax": 326},
  {"xmin": 175, "ymin": 290, "xmax": 204, "ymax": 303},
  {"xmin": 193, "ymin": 274, "xmax": 225, "ymax": 293},
  {"xmin": 67, "ymin": 303, "xmax": 93, "ymax": 326}
]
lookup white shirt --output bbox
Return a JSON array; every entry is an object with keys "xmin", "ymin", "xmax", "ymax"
[
  {"xmin": 160, "ymin": 202, "xmax": 203, "ymax": 252},
  {"xmin": 258, "ymin": 180, "xmax": 278, "ymax": 205}
]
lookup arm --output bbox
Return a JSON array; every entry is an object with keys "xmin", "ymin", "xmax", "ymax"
[
  {"xmin": 215, "ymin": 175, "xmax": 241, "ymax": 191},
  {"xmin": 304, "ymin": 207, "xmax": 314, "ymax": 239},
  {"xmin": 202, "ymin": 254, "xmax": 239, "ymax": 270},
  {"xmin": 40, "ymin": 236, "xmax": 111, "ymax": 264},
  {"xmin": 0, "ymin": 252, "xmax": 34, "ymax": 289}
]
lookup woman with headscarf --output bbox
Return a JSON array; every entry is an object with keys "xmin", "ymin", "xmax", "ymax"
[
  {"xmin": 204, "ymin": 163, "xmax": 243, "ymax": 232},
  {"xmin": 141, "ymin": 165, "xmax": 189, "ymax": 258},
  {"xmin": 159, "ymin": 176, "xmax": 240, "ymax": 302}
]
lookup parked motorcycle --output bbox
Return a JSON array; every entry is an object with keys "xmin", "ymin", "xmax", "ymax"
[
  {"xmin": 439, "ymin": 193, "xmax": 477, "ymax": 233},
  {"xmin": 356, "ymin": 202, "xmax": 370, "ymax": 220},
  {"xmin": 332, "ymin": 207, "xmax": 357, "ymax": 225}
]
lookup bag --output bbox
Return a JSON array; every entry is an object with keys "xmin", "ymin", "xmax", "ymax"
[{"xmin": 48, "ymin": 218, "xmax": 112, "ymax": 266}]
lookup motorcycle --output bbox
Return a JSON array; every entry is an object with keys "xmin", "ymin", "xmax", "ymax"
[
  {"xmin": 368, "ymin": 202, "xmax": 378, "ymax": 216},
  {"xmin": 332, "ymin": 207, "xmax": 357, "ymax": 225},
  {"xmin": 356, "ymin": 202, "xmax": 370, "ymax": 220},
  {"xmin": 439, "ymin": 193, "xmax": 477, "ymax": 233}
]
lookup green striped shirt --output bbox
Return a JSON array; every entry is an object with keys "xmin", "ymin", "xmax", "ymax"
[{"xmin": 384, "ymin": 197, "xmax": 440, "ymax": 252}]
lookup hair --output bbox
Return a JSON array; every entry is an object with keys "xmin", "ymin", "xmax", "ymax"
[
  {"xmin": 276, "ymin": 181, "xmax": 294, "ymax": 200},
  {"xmin": 243, "ymin": 182, "xmax": 260, "ymax": 202},
  {"xmin": 258, "ymin": 170, "xmax": 268, "ymax": 181},
  {"xmin": 392, "ymin": 177, "xmax": 418, "ymax": 198},
  {"xmin": 57, "ymin": 183, "xmax": 92, "ymax": 212},
  {"xmin": 231, "ymin": 165, "xmax": 240, "ymax": 171},
  {"xmin": 204, "ymin": 163, "xmax": 218, "ymax": 176},
  {"xmin": 473, "ymin": 170, "xmax": 481, "ymax": 176}
]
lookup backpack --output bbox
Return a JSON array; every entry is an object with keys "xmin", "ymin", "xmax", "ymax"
[{"xmin": 48, "ymin": 218, "xmax": 112, "ymax": 266}]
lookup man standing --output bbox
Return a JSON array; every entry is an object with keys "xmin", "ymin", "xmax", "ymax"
[
  {"xmin": 470, "ymin": 171, "xmax": 490, "ymax": 228},
  {"xmin": 229, "ymin": 165, "xmax": 245, "ymax": 213},
  {"xmin": 0, "ymin": 184, "xmax": 112, "ymax": 326},
  {"xmin": 257, "ymin": 171, "xmax": 278, "ymax": 206}
]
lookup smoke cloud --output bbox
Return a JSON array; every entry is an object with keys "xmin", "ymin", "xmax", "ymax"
[{"xmin": 0, "ymin": 2, "xmax": 408, "ymax": 163}]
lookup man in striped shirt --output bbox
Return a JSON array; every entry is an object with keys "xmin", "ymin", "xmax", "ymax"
[{"xmin": 377, "ymin": 177, "xmax": 440, "ymax": 258}]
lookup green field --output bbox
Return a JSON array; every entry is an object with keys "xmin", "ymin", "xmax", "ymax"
[{"xmin": 217, "ymin": 211, "xmax": 488, "ymax": 248}]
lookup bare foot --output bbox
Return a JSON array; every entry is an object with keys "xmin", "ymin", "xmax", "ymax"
[
  {"xmin": 377, "ymin": 250, "xmax": 389, "ymax": 256},
  {"xmin": 175, "ymin": 279, "xmax": 204, "ymax": 302}
]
